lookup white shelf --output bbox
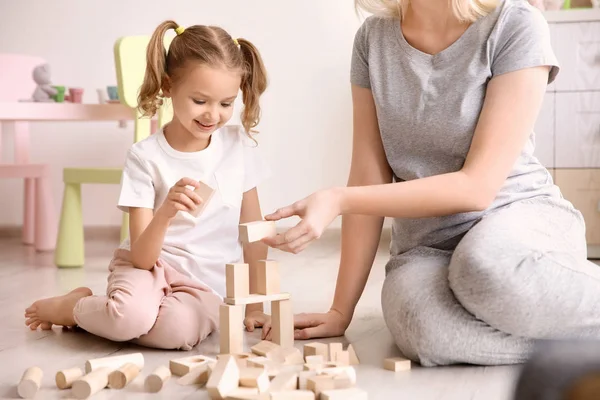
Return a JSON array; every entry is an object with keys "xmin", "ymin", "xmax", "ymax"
[{"xmin": 543, "ymin": 8, "xmax": 600, "ymax": 22}]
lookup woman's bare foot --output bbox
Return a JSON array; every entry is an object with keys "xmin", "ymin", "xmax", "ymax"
[{"xmin": 24, "ymin": 287, "xmax": 92, "ymax": 330}]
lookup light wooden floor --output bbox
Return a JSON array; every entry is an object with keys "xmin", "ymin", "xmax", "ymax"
[{"xmin": 0, "ymin": 230, "xmax": 521, "ymax": 399}]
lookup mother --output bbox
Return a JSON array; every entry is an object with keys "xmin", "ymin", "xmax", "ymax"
[{"xmin": 263, "ymin": 0, "xmax": 600, "ymax": 366}]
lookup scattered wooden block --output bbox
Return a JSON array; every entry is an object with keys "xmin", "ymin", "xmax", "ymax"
[
  {"xmin": 17, "ymin": 366, "xmax": 42, "ymax": 399},
  {"xmin": 272, "ymin": 299, "xmax": 294, "ymax": 349},
  {"xmin": 177, "ymin": 362, "xmax": 213, "ymax": 386},
  {"xmin": 224, "ymin": 292, "xmax": 291, "ymax": 305},
  {"xmin": 272, "ymin": 347, "xmax": 304, "ymax": 365},
  {"xmin": 269, "ymin": 371, "xmax": 299, "ymax": 392},
  {"xmin": 220, "ymin": 304, "xmax": 244, "ymax": 355},
  {"xmin": 145, "ymin": 365, "xmax": 171, "ymax": 393},
  {"xmin": 347, "ymin": 345, "xmax": 360, "ymax": 365},
  {"xmin": 239, "ymin": 367, "xmax": 270, "ymax": 392},
  {"xmin": 72, "ymin": 367, "xmax": 111, "ymax": 399},
  {"xmin": 189, "ymin": 180, "xmax": 215, "ymax": 217},
  {"xmin": 335, "ymin": 351, "xmax": 350, "ymax": 366},
  {"xmin": 321, "ymin": 387, "xmax": 368, "ymax": 400},
  {"xmin": 225, "ymin": 387, "xmax": 268, "ymax": 399},
  {"xmin": 108, "ymin": 362, "xmax": 140, "ymax": 389},
  {"xmin": 251, "ymin": 340, "xmax": 281, "ymax": 358},
  {"xmin": 318, "ymin": 366, "xmax": 357, "ymax": 386},
  {"xmin": 170, "ymin": 355, "xmax": 216, "ymax": 376},
  {"xmin": 207, "ymin": 355, "xmax": 240, "ymax": 400},
  {"xmin": 84, "ymin": 352, "xmax": 144, "ymax": 373},
  {"xmin": 303, "ymin": 342, "xmax": 328, "ymax": 362},
  {"xmin": 307, "ymin": 375, "xmax": 337, "ymax": 398},
  {"xmin": 270, "ymin": 390, "xmax": 316, "ymax": 399},
  {"xmin": 55, "ymin": 367, "xmax": 83, "ymax": 390},
  {"xmin": 305, "ymin": 355, "xmax": 325, "ymax": 365},
  {"xmin": 384, "ymin": 357, "xmax": 411, "ymax": 372},
  {"xmin": 219, "ymin": 353, "xmax": 254, "ymax": 369},
  {"xmin": 257, "ymin": 260, "xmax": 280, "ymax": 295},
  {"xmin": 298, "ymin": 371, "xmax": 318, "ymax": 390},
  {"xmin": 226, "ymin": 263, "xmax": 250, "ymax": 298},
  {"xmin": 239, "ymin": 221, "xmax": 276, "ymax": 243},
  {"xmin": 329, "ymin": 343, "xmax": 343, "ymax": 363}
]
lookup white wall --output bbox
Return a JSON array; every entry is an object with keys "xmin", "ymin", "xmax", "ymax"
[{"xmin": 0, "ymin": 0, "xmax": 364, "ymax": 229}]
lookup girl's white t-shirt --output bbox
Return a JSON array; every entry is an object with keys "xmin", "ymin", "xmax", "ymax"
[{"xmin": 116, "ymin": 125, "xmax": 270, "ymax": 298}]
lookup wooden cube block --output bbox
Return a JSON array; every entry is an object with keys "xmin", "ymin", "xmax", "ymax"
[
  {"xmin": 256, "ymin": 260, "xmax": 280, "ymax": 295},
  {"xmin": 305, "ymin": 355, "xmax": 325, "ymax": 365},
  {"xmin": 298, "ymin": 371, "xmax": 318, "ymax": 390},
  {"xmin": 189, "ymin": 180, "xmax": 215, "ymax": 217},
  {"xmin": 347, "ymin": 345, "xmax": 360, "ymax": 365},
  {"xmin": 220, "ymin": 304, "xmax": 244, "ymax": 355},
  {"xmin": 239, "ymin": 221, "xmax": 276, "ymax": 243},
  {"xmin": 384, "ymin": 357, "xmax": 411, "ymax": 372},
  {"xmin": 239, "ymin": 367, "xmax": 270, "ymax": 393},
  {"xmin": 207, "ymin": 355, "xmax": 240, "ymax": 399},
  {"xmin": 226, "ymin": 263, "xmax": 250, "ymax": 299},
  {"xmin": 169, "ymin": 355, "xmax": 216, "ymax": 376},
  {"xmin": 321, "ymin": 388, "xmax": 368, "ymax": 400},
  {"xmin": 273, "ymin": 347, "xmax": 304, "ymax": 365},
  {"xmin": 269, "ymin": 371, "xmax": 298, "ymax": 392},
  {"xmin": 251, "ymin": 340, "xmax": 281, "ymax": 358},
  {"xmin": 303, "ymin": 342, "xmax": 328, "ymax": 362},
  {"xmin": 307, "ymin": 375, "xmax": 337, "ymax": 397},
  {"xmin": 329, "ymin": 343, "xmax": 343, "ymax": 363},
  {"xmin": 272, "ymin": 299, "xmax": 294, "ymax": 348},
  {"xmin": 335, "ymin": 351, "xmax": 350, "ymax": 366}
]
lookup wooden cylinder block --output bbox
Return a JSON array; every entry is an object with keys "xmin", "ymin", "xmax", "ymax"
[
  {"xmin": 84, "ymin": 352, "xmax": 144, "ymax": 373},
  {"xmin": 71, "ymin": 367, "xmax": 111, "ymax": 400},
  {"xmin": 55, "ymin": 367, "xmax": 83, "ymax": 389},
  {"xmin": 108, "ymin": 363, "xmax": 140, "ymax": 389},
  {"xmin": 145, "ymin": 365, "xmax": 171, "ymax": 393},
  {"xmin": 17, "ymin": 366, "xmax": 43, "ymax": 399}
]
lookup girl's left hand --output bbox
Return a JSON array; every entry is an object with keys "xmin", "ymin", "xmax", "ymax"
[
  {"xmin": 244, "ymin": 310, "xmax": 271, "ymax": 337},
  {"xmin": 262, "ymin": 188, "xmax": 343, "ymax": 254}
]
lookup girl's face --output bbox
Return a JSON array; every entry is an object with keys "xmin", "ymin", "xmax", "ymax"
[{"xmin": 165, "ymin": 63, "xmax": 242, "ymax": 142}]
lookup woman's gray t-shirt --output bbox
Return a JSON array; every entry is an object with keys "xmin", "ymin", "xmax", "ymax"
[{"xmin": 350, "ymin": 0, "xmax": 562, "ymax": 255}]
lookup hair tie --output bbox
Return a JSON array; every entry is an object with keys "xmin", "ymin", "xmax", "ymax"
[
  {"xmin": 233, "ymin": 38, "xmax": 239, "ymax": 46},
  {"xmin": 175, "ymin": 26, "xmax": 185, "ymax": 36}
]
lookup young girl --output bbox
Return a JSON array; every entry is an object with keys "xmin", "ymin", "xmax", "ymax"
[{"xmin": 24, "ymin": 20, "xmax": 273, "ymax": 350}]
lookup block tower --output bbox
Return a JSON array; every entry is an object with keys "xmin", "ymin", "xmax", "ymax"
[{"xmin": 219, "ymin": 221, "xmax": 294, "ymax": 355}]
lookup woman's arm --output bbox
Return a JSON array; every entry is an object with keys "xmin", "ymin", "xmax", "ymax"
[{"xmin": 339, "ymin": 66, "xmax": 550, "ymax": 218}]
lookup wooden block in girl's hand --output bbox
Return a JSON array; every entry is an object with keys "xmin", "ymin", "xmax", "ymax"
[{"xmin": 189, "ymin": 180, "xmax": 215, "ymax": 217}]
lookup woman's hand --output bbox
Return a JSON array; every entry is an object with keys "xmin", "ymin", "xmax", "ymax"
[
  {"xmin": 293, "ymin": 309, "xmax": 350, "ymax": 340},
  {"xmin": 262, "ymin": 188, "xmax": 344, "ymax": 254},
  {"xmin": 244, "ymin": 310, "xmax": 271, "ymax": 338},
  {"xmin": 156, "ymin": 177, "xmax": 204, "ymax": 220}
]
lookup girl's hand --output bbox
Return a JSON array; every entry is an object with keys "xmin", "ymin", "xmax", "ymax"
[
  {"xmin": 156, "ymin": 177, "xmax": 203, "ymax": 220},
  {"xmin": 262, "ymin": 188, "xmax": 343, "ymax": 254},
  {"xmin": 293, "ymin": 310, "xmax": 350, "ymax": 340},
  {"xmin": 244, "ymin": 310, "xmax": 271, "ymax": 337}
]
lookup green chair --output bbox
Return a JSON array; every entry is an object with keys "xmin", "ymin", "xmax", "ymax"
[{"xmin": 54, "ymin": 35, "xmax": 173, "ymax": 268}]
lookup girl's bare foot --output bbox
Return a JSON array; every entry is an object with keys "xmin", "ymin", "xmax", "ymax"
[{"xmin": 24, "ymin": 287, "xmax": 92, "ymax": 330}]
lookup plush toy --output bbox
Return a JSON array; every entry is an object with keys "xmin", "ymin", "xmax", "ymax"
[{"xmin": 30, "ymin": 64, "xmax": 57, "ymax": 102}]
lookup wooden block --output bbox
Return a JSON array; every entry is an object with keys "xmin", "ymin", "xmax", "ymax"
[
  {"xmin": 329, "ymin": 343, "xmax": 343, "ymax": 363},
  {"xmin": 298, "ymin": 371, "xmax": 318, "ymax": 390},
  {"xmin": 239, "ymin": 220, "xmax": 276, "ymax": 243},
  {"xmin": 207, "ymin": 355, "xmax": 240, "ymax": 400},
  {"xmin": 84, "ymin": 352, "xmax": 144, "ymax": 373},
  {"xmin": 273, "ymin": 347, "xmax": 304, "ymax": 365},
  {"xmin": 335, "ymin": 351, "xmax": 350, "ymax": 366},
  {"xmin": 224, "ymin": 292, "xmax": 291, "ymax": 305},
  {"xmin": 177, "ymin": 362, "xmax": 214, "ymax": 386},
  {"xmin": 17, "ymin": 366, "xmax": 42, "ymax": 399},
  {"xmin": 145, "ymin": 365, "xmax": 171, "ymax": 393},
  {"xmin": 347, "ymin": 345, "xmax": 360, "ymax": 365},
  {"xmin": 304, "ymin": 342, "xmax": 328, "ymax": 362},
  {"xmin": 55, "ymin": 367, "xmax": 83, "ymax": 390},
  {"xmin": 257, "ymin": 260, "xmax": 280, "ymax": 295},
  {"xmin": 220, "ymin": 304, "xmax": 244, "ymax": 355},
  {"xmin": 321, "ymin": 388, "xmax": 368, "ymax": 400},
  {"xmin": 225, "ymin": 387, "xmax": 268, "ymax": 399},
  {"xmin": 108, "ymin": 362, "xmax": 140, "ymax": 389},
  {"xmin": 317, "ymin": 366, "xmax": 357, "ymax": 386},
  {"xmin": 251, "ymin": 340, "xmax": 281, "ymax": 357},
  {"xmin": 72, "ymin": 367, "xmax": 111, "ymax": 399},
  {"xmin": 305, "ymin": 355, "xmax": 325, "ymax": 365},
  {"xmin": 226, "ymin": 263, "xmax": 250, "ymax": 299},
  {"xmin": 170, "ymin": 355, "xmax": 217, "ymax": 376},
  {"xmin": 189, "ymin": 180, "xmax": 215, "ymax": 217},
  {"xmin": 269, "ymin": 371, "xmax": 298, "ymax": 392},
  {"xmin": 271, "ymin": 390, "xmax": 316, "ymax": 400},
  {"xmin": 219, "ymin": 352, "xmax": 254, "ymax": 369},
  {"xmin": 239, "ymin": 367, "xmax": 270, "ymax": 392},
  {"xmin": 307, "ymin": 375, "xmax": 337, "ymax": 397},
  {"xmin": 272, "ymin": 299, "xmax": 294, "ymax": 349},
  {"xmin": 384, "ymin": 357, "xmax": 411, "ymax": 372}
]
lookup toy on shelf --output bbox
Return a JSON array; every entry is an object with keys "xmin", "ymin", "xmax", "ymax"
[{"xmin": 29, "ymin": 63, "xmax": 57, "ymax": 102}]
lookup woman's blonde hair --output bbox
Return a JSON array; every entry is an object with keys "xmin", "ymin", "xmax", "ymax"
[
  {"xmin": 355, "ymin": 0, "xmax": 498, "ymax": 22},
  {"xmin": 138, "ymin": 20, "xmax": 268, "ymax": 135}
]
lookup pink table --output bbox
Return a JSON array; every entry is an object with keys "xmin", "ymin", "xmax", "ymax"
[{"xmin": 0, "ymin": 102, "xmax": 137, "ymax": 251}]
